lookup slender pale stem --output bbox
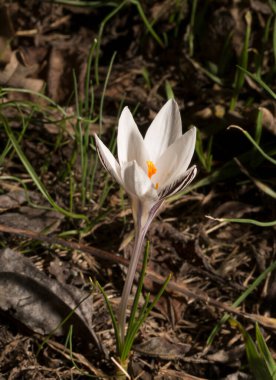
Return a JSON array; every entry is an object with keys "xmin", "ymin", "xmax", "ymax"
[
  {"xmin": 117, "ymin": 199, "xmax": 164, "ymax": 351},
  {"xmin": 117, "ymin": 222, "xmax": 147, "ymax": 346}
]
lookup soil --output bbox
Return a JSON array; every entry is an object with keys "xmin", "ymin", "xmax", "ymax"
[{"xmin": 0, "ymin": 1, "xmax": 275, "ymax": 379}]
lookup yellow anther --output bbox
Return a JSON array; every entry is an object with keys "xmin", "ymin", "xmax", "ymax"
[
  {"xmin": 155, "ymin": 183, "xmax": 159, "ymax": 190},
  {"xmin": 146, "ymin": 161, "xmax": 157, "ymax": 179}
]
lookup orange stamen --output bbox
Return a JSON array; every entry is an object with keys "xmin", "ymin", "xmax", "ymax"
[{"xmin": 146, "ymin": 161, "xmax": 157, "ymax": 179}]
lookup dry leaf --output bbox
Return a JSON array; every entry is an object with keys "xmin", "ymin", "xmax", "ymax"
[{"xmin": 0, "ymin": 248, "xmax": 101, "ymax": 350}]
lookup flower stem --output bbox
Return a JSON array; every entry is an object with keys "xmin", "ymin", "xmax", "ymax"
[
  {"xmin": 117, "ymin": 199, "xmax": 164, "ymax": 354},
  {"xmin": 117, "ymin": 223, "xmax": 147, "ymax": 347}
]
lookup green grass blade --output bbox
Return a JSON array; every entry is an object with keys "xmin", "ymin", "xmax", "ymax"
[
  {"xmin": 252, "ymin": 179, "xmax": 276, "ymax": 199},
  {"xmin": 268, "ymin": 0, "xmax": 276, "ymax": 13},
  {"xmin": 131, "ymin": 274, "xmax": 171, "ymax": 338},
  {"xmin": 121, "ymin": 273, "xmax": 171, "ymax": 362},
  {"xmin": 37, "ymin": 292, "xmax": 92, "ymax": 355},
  {"xmin": 228, "ymin": 125, "xmax": 276, "ymax": 165},
  {"xmin": 245, "ymin": 332, "xmax": 272, "ymax": 380},
  {"xmin": 207, "ymin": 216, "xmax": 276, "ymax": 227},
  {"xmin": 188, "ymin": 0, "xmax": 198, "ymax": 56},
  {"xmin": 96, "ymin": 280, "xmax": 122, "ymax": 355},
  {"xmin": 90, "ymin": 51, "xmax": 117, "ymax": 198},
  {"xmin": 230, "ymin": 11, "xmax": 251, "ymax": 110},
  {"xmin": 236, "ymin": 66, "xmax": 276, "ymax": 99},
  {"xmin": 255, "ymin": 108, "xmax": 263, "ymax": 146},
  {"xmin": 99, "ymin": 51, "xmax": 117, "ymax": 135},
  {"xmin": 207, "ymin": 259, "xmax": 276, "ymax": 345},
  {"xmin": 0, "ymin": 140, "xmax": 14, "ymax": 165},
  {"xmin": 50, "ymin": 0, "xmax": 119, "ymax": 7},
  {"xmin": 84, "ymin": 40, "xmax": 97, "ymax": 115},
  {"xmin": 95, "ymin": 1, "xmax": 127, "ymax": 84},
  {"xmin": 2, "ymin": 87, "xmax": 68, "ymax": 115},
  {"xmin": 142, "ymin": 68, "xmax": 151, "ymax": 88},
  {"xmin": 165, "ymin": 80, "xmax": 175, "ymax": 100},
  {"xmin": 195, "ymin": 130, "xmax": 213, "ymax": 173},
  {"xmin": 65, "ymin": 324, "xmax": 97, "ymax": 378},
  {"xmin": 230, "ymin": 319, "xmax": 273, "ymax": 380},
  {"xmin": 1, "ymin": 115, "xmax": 88, "ymax": 221},
  {"xmin": 256, "ymin": 323, "xmax": 276, "ymax": 376},
  {"xmin": 130, "ymin": 0, "xmax": 164, "ymax": 48},
  {"xmin": 120, "ymin": 293, "xmax": 150, "ymax": 362},
  {"xmin": 72, "ymin": 70, "xmax": 86, "ymax": 206}
]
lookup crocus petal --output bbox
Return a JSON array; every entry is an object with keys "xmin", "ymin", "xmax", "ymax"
[
  {"xmin": 121, "ymin": 160, "xmax": 158, "ymax": 201},
  {"xmin": 117, "ymin": 107, "xmax": 148, "ymax": 172},
  {"xmin": 121, "ymin": 161, "xmax": 159, "ymax": 228},
  {"xmin": 154, "ymin": 127, "xmax": 196, "ymax": 188},
  {"xmin": 144, "ymin": 99, "xmax": 182, "ymax": 161},
  {"xmin": 158, "ymin": 165, "xmax": 197, "ymax": 199},
  {"xmin": 94, "ymin": 134, "xmax": 122, "ymax": 185}
]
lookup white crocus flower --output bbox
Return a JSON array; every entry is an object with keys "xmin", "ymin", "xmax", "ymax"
[
  {"xmin": 94, "ymin": 99, "xmax": 197, "ymax": 344},
  {"xmin": 95, "ymin": 99, "xmax": 197, "ymax": 227}
]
